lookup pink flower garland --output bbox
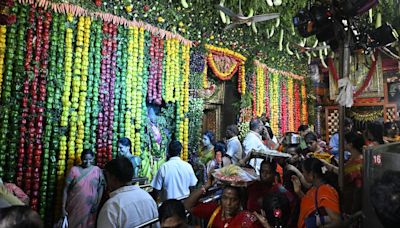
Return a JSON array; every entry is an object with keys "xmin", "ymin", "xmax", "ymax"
[{"xmin": 280, "ymin": 80, "xmax": 288, "ymax": 135}]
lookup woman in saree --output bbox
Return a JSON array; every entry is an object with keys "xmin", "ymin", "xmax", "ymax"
[
  {"xmin": 342, "ymin": 132, "xmax": 364, "ymax": 215},
  {"xmin": 62, "ymin": 149, "xmax": 105, "ymax": 228},
  {"xmin": 304, "ymin": 132, "xmax": 334, "ymax": 164},
  {"xmin": 292, "ymin": 158, "xmax": 342, "ymax": 228},
  {"xmin": 184, "ymin": 181, "xmax": 262, "ymax": 228}
]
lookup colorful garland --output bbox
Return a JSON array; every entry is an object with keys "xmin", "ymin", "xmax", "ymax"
[
  {"xmin": 301, "ymin": 82, "xmax": 308, "ymax": 124},
  {"xmin": 0, "ymin": 25, "xmax": 6, "ymax": 98},
  {"xmin": 205, "ymin": 44, "xmax": 246, "ymax": 94},
  {"xmin": 253, "ymin": 64, "xmax": 265, "ymax": 117},
  {"xmin": 287, "ymin": 78, "xmax": 295, "ymax": 132},
  {"xmin": 294, "ymin": 82, "xmax": 301, "ymax": 130}
]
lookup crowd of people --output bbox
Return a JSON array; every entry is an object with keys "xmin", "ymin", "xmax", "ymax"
[{"xmin": 1, "ymin": 117, "xmax": 400, "ymax": 228}]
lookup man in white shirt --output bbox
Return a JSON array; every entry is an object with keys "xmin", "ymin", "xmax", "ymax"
[
  {"xmin": 151, "ymin": 140, "xmax": 198, "ymax": 202},
  {"xmin": 97, "ymin": 157, "xmax": 158, "ymax": 228},
  {"xmin": 225, "ymin": 124, "xmax": 243, "ymax": 164},
  {"xmin": 241, "ymin": 118, "xmax": 275, "ymax": 174}
]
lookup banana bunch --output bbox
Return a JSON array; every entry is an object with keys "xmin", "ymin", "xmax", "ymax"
[{"xmin": 220, "ymin": 165, "xmax": 241, "ymax": 176}]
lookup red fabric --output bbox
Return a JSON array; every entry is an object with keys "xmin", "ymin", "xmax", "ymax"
[
  {"xmin": 246, "ymin": 183, "xmax": 282, "ymax": 212},
  {"xmin": 192, "ymin": 202, "xmax": 262, "ymax": 228},
  {"xmin": 4, "ymin": 183, "xmax": 29, "ymax": 204}
]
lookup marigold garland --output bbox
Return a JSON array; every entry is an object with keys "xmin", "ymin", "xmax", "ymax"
[
  {"xmin": 205, "ymin": 44, "xmax": 246, "ymax": 94},
  {"xmin": 294, "ymin": 82, "xmax": 301, "ymax": 131},
  {"xmin": 301, "ymin": 82, "xmax": 308, "ymax": 124}
]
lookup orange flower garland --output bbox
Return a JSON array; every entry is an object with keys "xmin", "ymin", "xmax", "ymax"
[
  {"xmin": 301, "ymin": 82, "xmax": 308, "ymax": 124},
  {"xmin": 205, "ymin": 44, "xmax": 246, "ymax": 94}
]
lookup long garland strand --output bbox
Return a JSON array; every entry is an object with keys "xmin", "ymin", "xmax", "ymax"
[
  {"xmin": 45, "ymin": 13, "xmax": 66, "ymax": 226},
  {"xmin": 90, "ymin": 21, "xmax": 102, "ymax": 152},
  {"xmin": 301, "ymin": 82, "xmax": 308, "ymax": 124},
  {"xmin": 294, "ymin": 82, "xmax": 301, "ymax": 130},
  {"xmin": 84, "ymin": 19, "xmax": 96, "ymax": 150},
  {"xmin": 182, "ymin": 44, "xmax": 190, "ymax": 160},
  {"xmin": 8, "ymin": 4, "xmax": 27, "ymax": 183},
  {"xmin": 264, "ymin": 68, "xmax": 270, "ymax": 118},
  {"xmin": 0, "ymin": 5, "xmax": 18, "ymax": 179},
  {"xmin": 125, "ymin": 26, "xmax": 134, "ymax": 145},
  {"xmin": 32, "ymin": 10, "xmax": 52, "ymax": 210},
  {"xmin": 76, "ymin": 16, "xmax": 91, "ymax": 162},
  {"xmin": 117, "ymin": 27, "xmax": 128, "ymax": 140},
  {"xmin": 0, "ymin": 25, "xmax": 6, "ymax": 98},
  {"xmin": 280, "ymin": 79, "xmax": 288, "ymax": 135},
  {"xmin": 16, "ymin": 6, "xmax": 35, "ymax": 188},
  {"xmin": 108, "ymin": 23, "xmax": 117, "ymax": 159},
  {"xmin": 287, "ymin": 77, "xmax": 295, "ymax": 132}
]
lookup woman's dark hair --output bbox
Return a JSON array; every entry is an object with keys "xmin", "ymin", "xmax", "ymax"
[
  {"xmin": 223, "ymin": 185, "xmax": 247, "ymax": 208},
  {"xmin": 384, "ymin": 122, "xmax": 398, "ymax": 137},
  {"xmin": 371, "ymin": 171, "xmax": 400, "ymax": 228},
  {"xmin": 0, "ymin": 206, "xmax": 43, "ymax": 228},
  {"xmin": 214, "ymin": 141, "xmax": 227, "ymax": 156},
  {"xmin": 298, "ymin": 125, "xmax": 309, "ymax": 132},
  {"xmin": 260, "ymin": 159, "xmax": 278, "ymax": 174},
  {"xmin": 81, "ymin": 149, "xmax": 94, "ymax": 159},
  {"xmin": 158, "ymin": 199, "xmax": 186, "ymax": 224},
  {"xmin": 345, "ymin": 132, "xmax": 365, "ymax": 153},
  {"xmin": 104, "ymin": 157, "xmax": 133, "ymax": 183},
  {"xmin": 302, "ymin": 158, "xmax": 338, "ymax": 190},
  {"xmin": 118, "ymin": 137, "xmax": 132, "ymax": 152},
  {"xmin": 262, "ymin": 192, "xmax": 291, "ymax": 228},
  {"xmin": 203, "ymin": 130, "xmax": 216, "ymax": 145},
  {"xmin": 366, "ymin": 121, "xmax": 385, "ymax": 144},
  {"xmin": 304, "ymin": 132, "xmax": 318, "ymax": 142},
  {"xmin": 168, "ymin": 140, "xmax": 182, "ymax": 157}
]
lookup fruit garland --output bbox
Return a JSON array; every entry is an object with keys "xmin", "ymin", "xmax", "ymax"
[
  {"xmin": 280, "ymin": 79, "xmax": 288, "ymax": 135},
  {"xmin": 294, "ymin": 82, "xmax": 301, "ymax": 131},
  {"xmin": 117, "ymin": 26, "xmax": 128, "ymax": 140},
  {"xmin": 287, "ymin": 77, "xmax": 295, "ymax": 132},
  {"xmin": 255, "ymin": 65, "xmax": 265, "ymax": 117},
  {"xmin": 44, "ymin": 13, "xmax": 66, "ymax": 225},
  {"xmin": 67, "ymin": 16, "xmax": 85, "ymax": 169},
  {"xmin": 84, "ymin": 20, "xmax": 96, "ymax": 150},
  {"xmin": 164, "ymin": 38, "xmax": 175, "ymax": 102},
  {"xmin": 108, "ymin": 23, "xmax": 117, "ymax": 159},
  {"xmin": 147, "ymin": 35, "xmax": 164, "ymax": 105},
  {"xmin": 182, "ymin": 44, "xmax": 190, "ymax": 160},
  {"xmin": 31, "ymin": 10, "xmax": 51, "ymax": 211},
  {"xmin": 125, "ymin": 26, "xmax": 135, "ymax": 144},
  {"xmin": 90, "ymin": 21, "xmax": 102, "ymax": 151},
  {"xmin": 269, "ymin": 72, "xmax": 280, "ymax": 136},
  {"xmin": 264, "ymin": 68, "xmax": 270, "ymax": 119},
  {"xmin": 0, "ymin": 4, "xmax": 17, "ymax": 179},
  {"xmin": 24, "ymin": 7, "xmax": 44, "ymax": 200},
  {"xmin": 56, "ymin": 13, "xmax": 74, "ymax": 209},
  {"xmin": 7, "ymin": 4, "xmax": 27, "ymax": 183},
  {"xmin": 252, "ymin": 72, "xmax": 257, "ymax": 117},
  {"xmin": 301, "ymin": 82, "xmax": 308, "ymax": 124},
  {"xmin": 136, "ymin": 27, "xmax": 146, "ymax": 155},
  {"xmin": 16, "ymin": 6, "xmax": 35, "ymax": 188},
  {"xmin": 205, "ymin": 44, "xmax": 246, "ymax": 94},
  {"xmin": 75, "ymin": 16, "xmax": 91, "ymax": 163},
  {"xmin": 175, "ymin": 42, "xmax": 183, "ymax": 143},
  {"xmin": 140, "ymin": 31, "xmax": 150, "ymax": 153},
  {"xmin": 0, "ymin": 25, "xmax": 6, "ymax": 98},
  {"xmin": 112, "ymin": 26, "xmax": 125, "ymax": 155}
]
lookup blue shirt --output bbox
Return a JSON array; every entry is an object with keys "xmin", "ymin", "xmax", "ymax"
[{"xmin": 329, "ymin": 133, "xmax": 351, "ymax": 160}]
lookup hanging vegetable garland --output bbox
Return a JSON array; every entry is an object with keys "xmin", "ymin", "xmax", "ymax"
[
  {"xmin": 287, "ymin": 77, "xmax": 295, "ymax": 132},
  {"xmin": 148, "ymin": 35, "xmax": 164, "ymax": 105},
  {"xmin": 76, "ymin": 16, "xmax": 91, "ymax": 162},
  {"xmin": 280, "ymin": 79, "xmax": 288, "ymax": 135},
  {"xmin": 294, "ymin": 82, "xmax": 301, "ymax": 131}
]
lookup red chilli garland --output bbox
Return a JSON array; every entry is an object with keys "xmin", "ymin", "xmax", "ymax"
[{"xmin": 328, "ymin": 56, "xmax": 377, "ymax": 97}]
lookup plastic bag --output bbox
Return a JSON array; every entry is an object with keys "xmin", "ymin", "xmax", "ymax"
[{"xmin": 55, "ymin": 216, "xmax": 68, "ymax": 228}]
